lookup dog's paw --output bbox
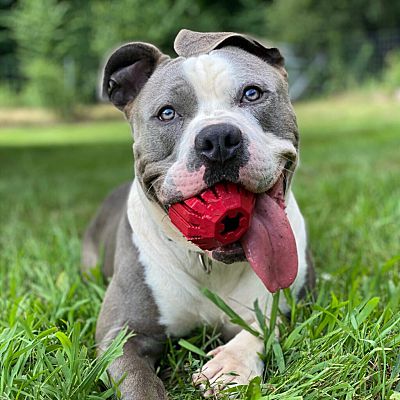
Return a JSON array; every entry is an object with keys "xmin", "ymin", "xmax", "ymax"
[{"xmin": 192, "ymin": 344, "xmax": 264, "ymax": 397}]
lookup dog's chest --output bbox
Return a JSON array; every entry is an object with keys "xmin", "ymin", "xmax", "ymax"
[{"xmin": 136, "ymin": 238, "xmax": 271, "ymax": 337}]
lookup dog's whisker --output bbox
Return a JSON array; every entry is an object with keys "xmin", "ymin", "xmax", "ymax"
[
  {"xmin": 145, "ymin": 175, "xmax": 165, "ymax": 200},
  {"xmin": 268, "ymin": 150, "xmax": 297, "ymax": 163}
]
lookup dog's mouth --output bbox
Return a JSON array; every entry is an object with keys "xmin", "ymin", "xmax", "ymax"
[
  {"xmin": 209, "ymin": 169, "xmax": 298, "ymax": 292},
  {"xmin": 167, "ymin": 164, "xmax": 298, "ymax": 293},
  {"xmin": 209, "ymin": 171, "xmax": 287, "ymax": 264}
]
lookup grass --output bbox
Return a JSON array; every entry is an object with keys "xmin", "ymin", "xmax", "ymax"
[
  {"xmin": 0, "ymin": 120, "xmax": 128, "ymax": 146},
  {"xmin": 0, "ymin": 93, "xmax": 399, "ymax": 399}
]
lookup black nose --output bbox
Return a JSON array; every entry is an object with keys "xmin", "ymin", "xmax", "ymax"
[{"xmin": 194, "ymin": 123, "xmax": 243, "ymax": 164}]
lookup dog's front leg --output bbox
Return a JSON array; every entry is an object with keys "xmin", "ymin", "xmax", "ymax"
[
  {"xmin": 102, "ymin": 335, "xmax": 167, "ymax": 400},
  {"xmin": 97, "ymin": 317, "xmax": 168, "ymax": 400},
  {"xmin": 91, "ymin": 213, "xmax": 169, "ymax": 399},
  {"xmin": 96, "ymin": 272, "xmax": 168, "ymax": 400},
  {"xmin": 192, "ymin": 323, "xmax": 265, "ymax": 396}
]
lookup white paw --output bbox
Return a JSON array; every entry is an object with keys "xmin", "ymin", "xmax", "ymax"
[{"xmin": 192, "ymin": 344, "xmax": 264, "ymax": 397}]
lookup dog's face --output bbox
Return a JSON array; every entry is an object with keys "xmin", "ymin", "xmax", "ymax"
[{"xmin": 103, "ymin": 30, "xmax": 299, "ymax": 261}]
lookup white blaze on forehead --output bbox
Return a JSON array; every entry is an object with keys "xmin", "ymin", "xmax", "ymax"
[{"xmin": 182, "ymin": 53, "xmax": 235, "ymax": 110}]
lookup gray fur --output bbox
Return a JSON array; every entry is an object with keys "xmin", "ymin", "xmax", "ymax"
[
  {"xmin": 83, "ymin": 187, "xmax": 167, "ymax": 398},
  {"xmin": 132, "ymin": 59, "xmax": 199, "ymax": 203},
  {"xmin": 82, "ymin": 182, "xmax": 131, "ymax": 278},
  {"xmin": 297, "ymin": 247, "xmax": 317, "ymax": 301}
]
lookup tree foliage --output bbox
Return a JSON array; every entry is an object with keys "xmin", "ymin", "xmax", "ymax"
[
  {"xmin": 265, "ymin": 0, "xmax": 400, "ymax": 92},
  {"xmin": 0, "ymin": 0, "xmax": 399, "ymax": 115}
]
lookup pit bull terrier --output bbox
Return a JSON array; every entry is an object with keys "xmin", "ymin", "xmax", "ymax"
[{"xmin": 82, "ymin": 29, "xmax": 315, "ymax": 399}]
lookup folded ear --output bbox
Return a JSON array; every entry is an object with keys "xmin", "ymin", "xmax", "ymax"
[
  {"xmin": 174, "ymin": 29, "xmax": 286, "ymax": 77},
  {"xmin": 102, "ymin": 43, "xmax": 167, "ymax": 111}
]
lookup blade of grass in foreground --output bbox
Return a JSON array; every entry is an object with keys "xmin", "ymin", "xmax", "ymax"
[
  {"xmin": 202, "ymin": 287, "xmax": 261, "ymax": 337},
  {"xmin": 178, "ymin": 339, "xmax": 209, "ymax": 358}
]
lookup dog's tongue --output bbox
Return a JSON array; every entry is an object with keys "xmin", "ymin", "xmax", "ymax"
[{"xmin": 240, "ymin": 177, "xmax": 298, "ymax": 293}]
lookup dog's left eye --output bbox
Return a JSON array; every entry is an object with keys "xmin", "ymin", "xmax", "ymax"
[
  {"xmin": 241, "ymin": 86, "xmax": 262, "ymax": 103},
  {"xmin": 158, "ymin": 107, "xmax": 176, "ymax": 121}
]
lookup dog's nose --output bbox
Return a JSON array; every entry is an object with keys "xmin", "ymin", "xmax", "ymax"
[{"xmin": 195, "ymin": 123, "xmax": 242, "ymax": 164}]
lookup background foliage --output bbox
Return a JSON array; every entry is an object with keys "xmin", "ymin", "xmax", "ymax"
[{"xmin": 1, "ymin": 0, "xmax": 400, "ymax": 116}]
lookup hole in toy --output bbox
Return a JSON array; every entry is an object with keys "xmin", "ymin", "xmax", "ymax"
[{"xmin": 220, "ymin": 213, "xmax": 242, "ymax": 235}]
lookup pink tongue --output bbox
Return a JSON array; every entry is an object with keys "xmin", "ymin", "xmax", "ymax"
[{"xmin": 240, "ymin": 181, "xmax": 298, "ymax": 293}]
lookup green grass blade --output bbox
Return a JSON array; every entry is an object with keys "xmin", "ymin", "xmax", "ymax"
[
  {"xmin": 202, "ymin": 288, "xmax": 260, "ymax": 337},
  {"xmin": 178, "ymin": 339, "xmax": 208, "ymax": 358}
]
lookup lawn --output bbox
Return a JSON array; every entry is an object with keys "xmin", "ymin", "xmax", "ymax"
[{"xmin": 0, "ymin": 93, "xmax": 399, "ymax": 399}]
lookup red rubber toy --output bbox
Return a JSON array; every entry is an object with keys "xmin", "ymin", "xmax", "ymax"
[{"xmin": 168, "ymin": 183, "xmax": 255, "ymax": 250}]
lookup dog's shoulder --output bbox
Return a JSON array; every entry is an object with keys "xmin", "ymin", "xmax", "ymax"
[{"xmin": 82, "ymin": 182, "xmax": 132, "ymax": 277}]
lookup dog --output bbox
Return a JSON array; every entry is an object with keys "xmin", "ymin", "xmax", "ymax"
[{"xmin": 82, "ymin": 29, "xmax": 315, "ymax": 399}]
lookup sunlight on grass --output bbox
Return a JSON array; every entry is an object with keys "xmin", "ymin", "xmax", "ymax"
[{"xmin": 0, "ymin": 120, "xmax": 130, "ymax": 146}]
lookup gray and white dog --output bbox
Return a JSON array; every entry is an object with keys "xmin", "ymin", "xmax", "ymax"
[{"xmin": 82, "ymin": 29, "xmax": 315, "ymax": 399}]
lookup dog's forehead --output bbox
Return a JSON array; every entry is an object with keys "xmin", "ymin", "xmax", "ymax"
[
  {"xmin": 181, "ymin": 52, "xmax": 235, "ymax": 107},
  {"xmin": 138, "ymin": 58, "xmax": 186, "ymax": 103},
  {"xmin": 142, "ymin": 47, "xmax": 284, "ymax": 104},
  {"xmin": 187, "ymin": 48, "xmax": 284, "ymax": 88}
]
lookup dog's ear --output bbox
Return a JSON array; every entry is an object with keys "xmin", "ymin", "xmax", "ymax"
[
  {"xmin": 102, "ymin": 43, "xmax": 167, "ymax": 111},
  {"xmin": 174, "ymin": 29, "xmax": 286, "ymax": 77}
]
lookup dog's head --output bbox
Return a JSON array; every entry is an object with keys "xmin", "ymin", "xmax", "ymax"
[{"xmin": 102, "ymin": 29, "xmax": 299, "ymax": 268}]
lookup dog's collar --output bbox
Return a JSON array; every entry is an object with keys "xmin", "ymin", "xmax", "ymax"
[{"xmin": 198, "ymin": 253, "xmax": 212, "ymax": 274}]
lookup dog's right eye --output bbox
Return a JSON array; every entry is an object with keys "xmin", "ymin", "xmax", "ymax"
[
  {"xmin": 241, "ymin": 86, "xmax": 263, "ymax": 103},
  {"xmin": 158, "ymin": 107, "xmax": 176, "ymax": 121}
]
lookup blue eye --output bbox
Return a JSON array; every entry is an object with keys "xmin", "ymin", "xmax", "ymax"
[
  {"xmin": 242, "ymin": 86, "xmax": 262, "ymax": 103},
  {"xmin": 158, "ymin": 107, "xmax": 175, "ymax": 121}
]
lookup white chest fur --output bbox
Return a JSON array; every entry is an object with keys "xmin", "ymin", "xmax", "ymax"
[{"xmin": 127, "ymin": 179, "xmax": 307, "ymax": 337}]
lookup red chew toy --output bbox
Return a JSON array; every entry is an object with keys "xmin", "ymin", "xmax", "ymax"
[{"xmin": 168, "ymin": 183, "xmax": 255, "ymax": 250}]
